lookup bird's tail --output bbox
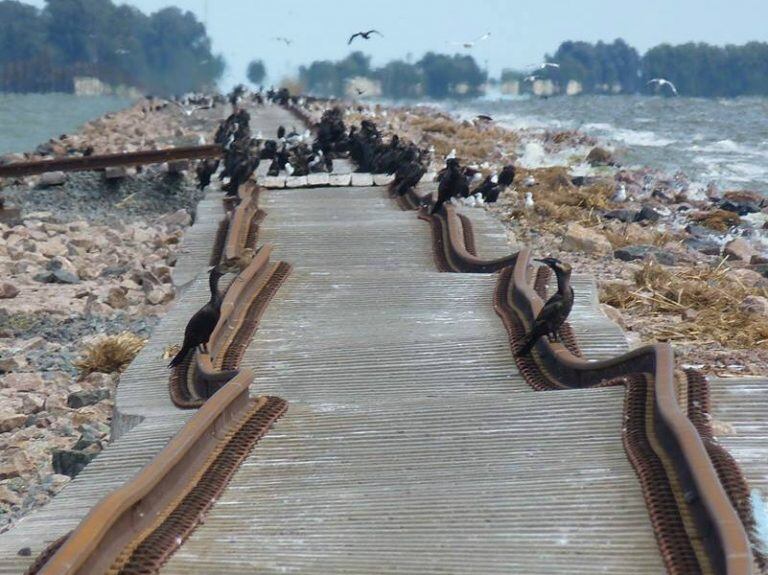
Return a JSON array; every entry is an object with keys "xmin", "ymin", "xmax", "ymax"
[
  {"xmin": 168, "ymin": 344, "xmax": 193, "ymax": 368},
  {"xmin": 431, "ymin": 199, "xmax": 444, "ymax": 215},
  {"xmin": 514, "ymin": 333, "xmax": 536, "ymax": 358}
]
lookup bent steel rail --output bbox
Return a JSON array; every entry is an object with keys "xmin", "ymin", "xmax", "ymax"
[
  {"xmin": 419, "ymin": 205, "xmax": 518, "ymax": 273},
  {"xmin": 0, "ymin": 145, "xmax": 222, "ymax": 178},
  {"xmin": 496, "ymin": 248, "xmax": 753, "ymax": 575},
  {"xmin": 33, "ymin": 370, "xmax": 286, "ymax": 575}
]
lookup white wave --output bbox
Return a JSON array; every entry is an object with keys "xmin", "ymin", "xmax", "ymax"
[{"xmin": 581, "ymin": 123, "xmax": 676, "ymax": 147}]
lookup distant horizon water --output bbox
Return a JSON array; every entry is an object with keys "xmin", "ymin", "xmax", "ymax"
[
  {"xmin": 0, "ymin": 93, "xmax": 134, "ymax": 156},
  {"xmin": 1, "ymin": 92, "xmax": 767, "ymax": 198},
  {"xmin": 440, "ymin": 94, "xmax": 768, "ymax": 195}
]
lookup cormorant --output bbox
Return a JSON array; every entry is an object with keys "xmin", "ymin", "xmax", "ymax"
[
  {"xmin": 196, "ymin": 158, "xmax": 220, "ymax": 190},
  {"xmin": 498, "ymin": 164, "xmax": 516, "ymax": 188},
  {"xmin": 277, "ymin": 125, "xmax": 286, "ymax": 139},
  {"xmin": 432, "ymin": 158, "xmax": 468, "ymax": 214},
  {"xmin": 169, "ymin": 266, "xmax": 226, "ymax": 368},
  {"xmin": 516, "ymin": 257, "xmax": 574, "ymax": 357}
]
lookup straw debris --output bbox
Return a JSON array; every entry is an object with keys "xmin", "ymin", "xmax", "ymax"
[{"xmin": 74, "ymin": 332, "xmax": 147, "ymax": 376}]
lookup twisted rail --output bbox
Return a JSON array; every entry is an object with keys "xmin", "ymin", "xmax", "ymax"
[
  {"xmin": 29, "ymin": 371, "xmax": 286, "ymax": 575},
  {"xmin": 419, "ymin": 204, "xmax": 518, "ymax": 273},
  {"xmin": 496, "ymin": 248, "xmax": 754, "ymax": 574}
]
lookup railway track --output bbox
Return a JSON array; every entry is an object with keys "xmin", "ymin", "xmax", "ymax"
[{"xmin": 0, "ymin": 102, "xmax": 765, "ymax": 574}]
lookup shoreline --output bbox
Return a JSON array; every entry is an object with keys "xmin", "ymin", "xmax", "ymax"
[
  {"xmin": 344, "ymin": 101, "xmax": 768, "ymax": 376},
  {"xmin": 0, "ymin": 98, "xmax": 225, "ymax": 531}
]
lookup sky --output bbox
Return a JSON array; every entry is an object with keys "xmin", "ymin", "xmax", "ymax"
[{"xmin": 25, "ymin": 0, "xmax": 768, "ymax": 89}]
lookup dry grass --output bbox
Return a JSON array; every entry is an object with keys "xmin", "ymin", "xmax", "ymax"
[
  {"xmin": 690, "ymin": 209, "xmax": 742, "ymax": 232},
  {"xmin": 74, "ymin": 332, "xmax": 146, "ymax": 376},
  {"xmin": 600, "ymin": 259, "xmax": 768, "ymax": 348}
]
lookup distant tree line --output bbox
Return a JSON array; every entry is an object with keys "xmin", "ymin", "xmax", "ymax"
[
  {"xmin": 298, "ymin": 51, "xmax": 487, "ymax": 99},
  {"xmin": 502, "ymin": 39, "xmax": 768, "ymax": 97},
  {"xmin": 0, "ymin": 0, "xmax": 223, "ymax": 95}
]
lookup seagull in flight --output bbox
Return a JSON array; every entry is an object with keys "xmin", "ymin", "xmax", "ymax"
[
  {"xmin": 647, "ymin": 78, "xmax": 678, "ymax": 95},
  {"xmin": 348, "ymin": 30, "xmax": 383, "ymax": 45},
  {"xmin": 539, "ymin": 62, "xmax": 560, "ymax": 70},
  {"xmin": 452, "ymin": 32, "xmax": 491, "ymax": 49},
  {"xmin": 272, "ymin": 37, "xmax": 293, "ymax": 46}
]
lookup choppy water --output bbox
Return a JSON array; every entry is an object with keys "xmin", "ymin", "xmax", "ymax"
[
  {"xmin": 0, "ymin": 93, "xmax": 133, "ymax": 156},
  {"xmin": 446, "ymin": 95, "xmax": 768, "ymax": 194}
]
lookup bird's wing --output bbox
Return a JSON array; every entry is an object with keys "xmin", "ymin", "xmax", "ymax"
[
  {"xmin": 475, "ymin": 32, "xmax": 491, "ymax": 42},
  {"xmin": 368, "ymin": 29, "xmax": 383, "ymax": 37},
  {"xmin": 666, "ymin": 81, "xmax": 678, "ymax": 95},
  {"xmin": 348, "ymin": 32, "xmax": 361, "ymax": 44}
]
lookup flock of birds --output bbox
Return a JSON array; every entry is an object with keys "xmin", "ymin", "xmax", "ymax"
[{"xmin": 169, "ymin": 88, "xmax": 577, "ymax": 369}]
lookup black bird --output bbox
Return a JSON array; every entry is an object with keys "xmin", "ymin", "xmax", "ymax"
[
  {"xmin": 277, "ymin": 125, "xmax": 286, "ymax": 139},
  {"xmin": 391, "ymin": 161, "xmax": 426, "ymax": 196},
  {"xmin": 196, "ymin": 158, "xmax": 220, "ymax": 190},
  {"xmin": 476, "ymin": 114, "xmax": 493, "ymax": 122},
  {"xmin": 516, "ymin": 257, "xmax": 574, "ymax": 357},
  {"xmin": 168, "ymin": 267, "xmax": 226, "ymax": 368},
  {"xmin": 432, "ymin": 158, "xmax": 468, "ymax": 214},
  {"xmin": 348, "ymin": 29, "xmax": 383, "ymax": 44}
]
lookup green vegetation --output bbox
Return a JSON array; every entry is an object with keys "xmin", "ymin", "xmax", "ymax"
[
  {"xmin": 299, "ymin": 51, "xmax": 487, "ymax": 99},
  {"xmin": 247, "ymin": 60, "xmax": 266, "ymax": 86},
  {"xmin": 0, "ymin": 0, "xmax": 223, "ymax": 95},
  {"xmin": 504, "ymin": 39, "xmax": 768, "ymax": 97}
]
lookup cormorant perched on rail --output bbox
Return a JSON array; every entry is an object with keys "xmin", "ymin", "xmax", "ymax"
[
  {"xmin": 277, "ymin": 125, "xmax": 286, "ymax": 140},
  {"xmin": 432, "ymin": 158, "xmax": 468, "ymax": 214},
  {"xmin": 516, "ymin": 257, "xmax": 574, "ymax": 357},
  {"xmin": 168, "ymin": 266, "xmax": 226, "ymax": 368},
  {"xmin": 472, "ymin": 164, "xmax": 516, "ymax": 203}
]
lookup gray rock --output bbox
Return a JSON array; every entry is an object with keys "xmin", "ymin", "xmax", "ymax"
[
  {"xmin": 720, "ymin": 199, "xmax": 760, "ymax": 215},
  {"xmin": 685, "ymin": 224, "xmax": 715, "ymax": 239},
  {"xmin": 684, "ymin": 237, "xmax": 721, "ymax": 256},
  {"xmin": 66, "ymin": 388, "xmax": 110, "ymax": 409},
  {"xmin": 0, "ymin": 283, "xmax": 19, "ymax": 299},
  {"xmin": 33, "ymin": 269, "xmax": 80, "ymax": 284},
  {"xmin": 51, "ymin": 449, "xmax": 94, "ymax": 478},
  {"xmin": 636, "ymin": 206, "xmax": 661, "ymax": 223},
  {"xmin": 614, "ymin": 245, "xmax": 677, "ymax": 266},
  {"xmin": 604, "ymin": 209, "xmax": 638, "ymax": 223},
  {"xmin": 39, "ymin": 171, "xmax": 67, "ymax": 188}
]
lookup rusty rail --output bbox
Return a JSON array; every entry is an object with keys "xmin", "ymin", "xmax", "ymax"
[
  {"xmin": 170, "ymin": 244, "xmax": 291, "ymax": 408},
  {"xmin": 418, "ymin": 204, "xmax": 518, "ymax": 273},
  {"xmin": 32, "ymin": 370, "xmax": 286, "ymax": 575},
  {"xmin": 0, "ymin": 144, "xmax": 222, "ymax": 178},
  {"xmin": 494, "ymin": 248, "xmax": 753, "ymax": 574}
]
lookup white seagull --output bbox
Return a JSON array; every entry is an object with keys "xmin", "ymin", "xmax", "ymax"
[
  {"xmin": 452, "ymin": 32, "xmax": 491, "ymax": 49},
  {"xmin": 539, "ymin": 62, "xmax": 560, "ymax": 70},
  {"xmin": 524, "ymin": 192, "xmax": 535, "ymax": 210},
  {"xmin": 611, "ymin": 183, "xmax": 627, "ymax": 203},
  {"xmin": 647, "ymin": 78, "xmax": 678, "ymax": 96}
]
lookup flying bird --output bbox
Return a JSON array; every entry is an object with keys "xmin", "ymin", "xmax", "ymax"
[
  {"xmin": 452, "ymin": 32, "xmax": 491, "ymax": 49},
  {"xmin": 539, "ymin": 62, "xmax": 560, "ymax": 70},
  {"xmin": 348, "ymin": 29, "xmax": 383, "ymax": 44},
  {"xmin": 272, "ymin": 36, "xmax": 293, "ymax": 46},
  {"xmin": 475, "ymin": 114, "xmax": 493, "ymax": 122},
  {"xmin": 647, "ymin": 78, "xmax": 678, "ymax": 96}
]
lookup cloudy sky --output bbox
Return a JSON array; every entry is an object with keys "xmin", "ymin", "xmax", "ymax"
[{"xmin": 25, "ymin": 0, "xmax": 768, "ymax": 88}]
